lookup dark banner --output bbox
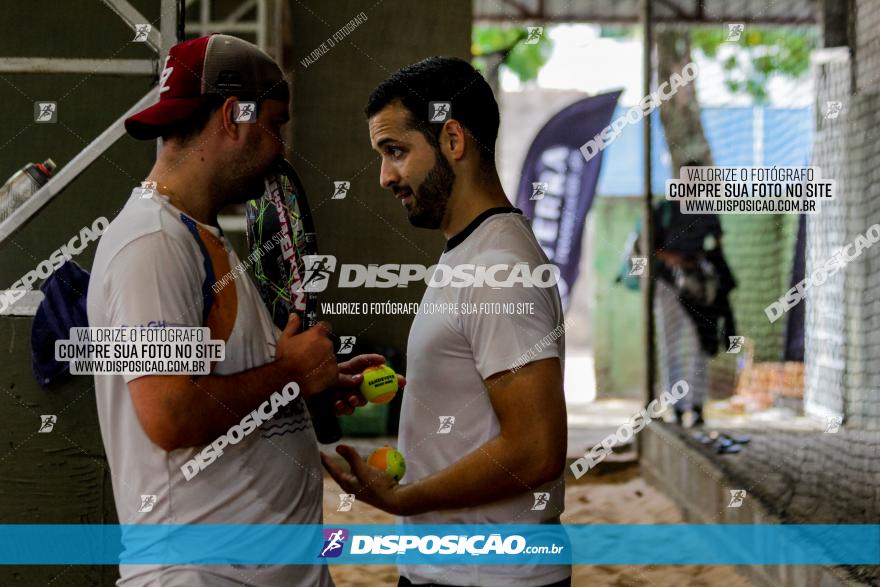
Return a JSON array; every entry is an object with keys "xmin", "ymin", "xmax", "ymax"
[
  {"xmin": 784, "ymin": 213, "xmax": 807, "ymax": 361},
  {"xmin": 515, "ymin": 90, "xmax": 621, "ymax": 309}
]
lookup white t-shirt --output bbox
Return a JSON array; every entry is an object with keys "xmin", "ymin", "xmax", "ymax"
[
  {"xmin": 398, "ymin": 209, "xmax": 570, "ymax": 587},
  {"xmin": 87, "ymin": 188, "xmax": 332, "ymax": 587}
]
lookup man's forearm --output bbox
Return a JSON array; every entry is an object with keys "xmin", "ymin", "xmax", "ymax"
[
  {"xmin": 136, "ymin": 360, "xmax": 293, "ymax": 450},
  {"xmin": 398, "ymin": 434, "xmax": 562, "ymax": 516}
]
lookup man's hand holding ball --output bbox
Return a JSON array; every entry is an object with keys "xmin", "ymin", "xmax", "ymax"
[
  {"xmin": 273, "ymin": 314, "xmax": 337, "ymax": 398},
  {"xmin": 321, "ymin": 444, "xmax": 414, "ymax": 515},
  {"xmin": 331, "ymin": 354, "xmax": 404, "ymax": 416},
  {"xmin": 320, "ymin": 354, "xmax": 410, "ymax": 512}
]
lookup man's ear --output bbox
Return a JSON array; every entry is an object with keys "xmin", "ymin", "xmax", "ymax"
[
  {"xmin": 442, "ymin": 119, "xmax": 467, "ymax": 161},
  {"xmin": 220, "ymin": 96, "xmax": 240, "ymax": 139}
]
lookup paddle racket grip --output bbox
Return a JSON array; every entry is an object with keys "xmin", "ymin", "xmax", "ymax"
[
  {"xmin": 305, "ymin": 332, "xmax": 343, "ymax": 444},
  {"xmin": 307, "ymin": 394, "xmax": 342, "ymax": 444}
]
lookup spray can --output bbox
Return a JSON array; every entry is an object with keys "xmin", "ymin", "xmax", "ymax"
[{"xmin": 0, "ymin": 159, "xmax": 56, "ymax": 224}]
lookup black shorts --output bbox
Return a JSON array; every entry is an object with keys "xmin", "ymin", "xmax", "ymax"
[{"xmin": 397, "ymin": 575, "xmax": 571, "ymax": 587}]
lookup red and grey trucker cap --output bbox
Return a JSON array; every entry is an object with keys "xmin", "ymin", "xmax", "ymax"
[{"xmin": 125, "ymin": 34, "xmax": 289, "ymax": 140}]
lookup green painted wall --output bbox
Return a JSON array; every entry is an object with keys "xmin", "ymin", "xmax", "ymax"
[
  {"xmin": 720, "ymin": 213, "xmax": 799, "ymax": 363},
  {"xmin": 288, "ymin": 0, "xmax": 471, "ymax": 354},
  {"xmin": 590, "ymin": 196, "xmax": 644, "ymax": 397},
  {"xmin": 589, "ymin": 196, "xmax": 801, "ymax": 399}
]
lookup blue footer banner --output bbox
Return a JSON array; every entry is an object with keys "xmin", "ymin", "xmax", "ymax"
[{"xmin": 0, "ymin": 525, "xmax": 877, "ymax": 565}]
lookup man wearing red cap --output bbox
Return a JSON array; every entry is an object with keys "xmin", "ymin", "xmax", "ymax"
[{"xmin": 88, "ymin": 34, "xmax": 358, "ymax": 586}]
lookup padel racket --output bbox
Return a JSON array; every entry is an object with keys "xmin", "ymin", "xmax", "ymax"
[{"xmin": 245, "ymin": 159, "xmax": 341, "ymax": 444}]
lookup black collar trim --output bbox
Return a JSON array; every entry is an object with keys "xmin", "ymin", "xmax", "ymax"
[{"xmin": 445, "ymin": 207, "xmax": 522, "ymax": 252}]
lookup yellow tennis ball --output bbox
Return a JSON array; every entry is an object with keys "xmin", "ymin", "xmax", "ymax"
[
  {"xmin": 360, "ymin": 364, "xmax": 398, "ymax": 404},
  {"xmin": 368, "ymin": 446, "xmax": 406, "ymax": 481}
]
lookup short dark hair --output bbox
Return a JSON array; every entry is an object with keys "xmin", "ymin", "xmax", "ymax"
[{"xmin": 365, "ymin": 57, "xmax": 500, "ymax": 167}]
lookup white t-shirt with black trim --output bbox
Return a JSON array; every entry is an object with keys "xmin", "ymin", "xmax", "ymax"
[{"xmin": 397, "ymin": 209, "xmax": 570, "ymax": 587}]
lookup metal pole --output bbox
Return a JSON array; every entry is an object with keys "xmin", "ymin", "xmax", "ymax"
[
  {"xmin": 101, "ymin": 0, "xmax": 162, "ymax": 52},
  {"xmin": 157, "ymin": 0, "xmax": 181, "ymax": 156},
  {"xmin": 178, "ymin": 0, "xmax": 187, "ymax": 44},
  {"xmin": 0, "ymin": 90, "xmax": 159, "ymax": 243},
  {"xmin": 257, "ymin": 0, "xmax": 267, "ymax": 52},
  {"xmin": 0, "ymin": 58, "xmax": 153, "ymax": 75},
  {"xmin": 641, "ymin": 0, "xmax": 656, "ymax": 420}
]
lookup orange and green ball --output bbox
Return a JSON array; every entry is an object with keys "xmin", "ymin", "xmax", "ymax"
[{"xmin": 368, "ymin": 446, "xmax": 406, "ymax": 481}]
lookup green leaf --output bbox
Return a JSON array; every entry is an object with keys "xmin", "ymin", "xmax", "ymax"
[
  {"xmin": 471, "ymin": 25, "xmax": 553, "ymax": 83},
  {"xmin": 472, "ymin": 26, "xmax": 525, "ymax": 56},
  {"xmin": 723, "ymin": 55, "xmax": 738, "ymax": 71},
  {"xmin": 691, "ymin": 26, "xmax": 817, "ymax": 102}
]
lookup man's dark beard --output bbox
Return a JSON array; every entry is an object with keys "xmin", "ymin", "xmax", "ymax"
[
  {"xmin": 219, "ymin": 134, "xmax": 275, "ymax": 205},
  {"xmin": 407, "ymin": 149, "xmax": 455, "ymax": 229}
]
